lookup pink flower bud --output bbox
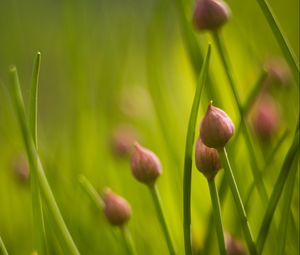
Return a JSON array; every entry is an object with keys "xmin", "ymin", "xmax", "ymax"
[
  {"xmin": 103, "ymin": 188, "xmax": 131, "ymax": 226},
  {"xmin": 130, "ymin": 143, "xmax": 162, "ymax": 186},
  {"xmin": 225, "ymin": 233, "xmax": 246, "ymax": 255},
  {"xmin": 195, "ymin": 138, "xmax": 222, "ymax": 180},
  {"xmin": 193, "ymin": 0, "xmax": 231, "ymax": 31},
  {"xmin": 200, "ymin": 102, "xmax": 235, "ymax": 149},
  {"xmin": 12, "ymin": 153, "xmax": 30, "ymax": 183},
  {"xmin": 251, "ymin": 95, "xmax": 280, "ymax": 141}
]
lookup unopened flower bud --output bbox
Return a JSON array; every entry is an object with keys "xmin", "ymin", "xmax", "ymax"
[
  {"xmin": 103, "ymin": 188, "xmax": 131, "ymax": 226},
  {"xmin": 251, "ymin": 95, "xmax": 280, "ymax": 141},
  {"xmin": 225, "ymin": 233, "xmax": 246, "ymax": 255},
  {"xmin": 12, "ymin": 153, "xmax": 30, "ymax": 183},
  {"xmin": 193, "ymin": 0, "xmax": 231, "ymax": 31},
  {"xmin": 200, "ymin": 102, "xmax": 235, "ymax": 149},
  {"xmin": 195, "ymin": 138, "xmax": 222, "ymax": 180},
  {"xmin": 130, "ymin": 143, "xmax": 162, "ymax": 186}
]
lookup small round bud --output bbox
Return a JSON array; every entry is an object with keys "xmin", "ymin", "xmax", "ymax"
[
  {"xmin": 193, "ymin": 0, "xmax": 231, "ymax": 31},
  {"xmin": 103, "ymin": 188, "xmax": 131, "ymax": 226},
  {"xmin": 130, "ymin": 143, "xmax": 162, "ymax": 186},
  {"xmin": 12, "ymin": 153, "xmax": 30, "ymax": 184},
  {"xmin": 225, "ymin": 233, "xmax": 246, "ymax": 255},
  {"xmin": 200, "ymin": 102, "xmax": 235, "ymax": 149},
  {"xmin": 195, "ymin": 138, "xmax": 222, "ymax": 180},
  {"xmin": 110, "ymin": 124, "xmax": 137, "ymax": 158},
  {"xmin": 251, "ymin": 95, "xmax": 280, "ymax": 141}
]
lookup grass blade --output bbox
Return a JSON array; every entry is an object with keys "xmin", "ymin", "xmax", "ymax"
[
  {"xmin": 9, "ymin": 66, "xmax": 80, "ymax": 255},
  {"xmin": 78, "ymin": 175, "xmax": 104, "ymax": 210},
  {"xmin": 29, "ymin": 52, "xmax": 48, "ymax": 255},
  {"xmin": 207, "ymin": 179, "xmax": 227, "ymax": 255},
  {"xmin": 121, "ymin": 227, "xmax": 137, "ymax": 255},
  {"xmin": 0, "ymin": 236, "xmax": 8, "ymax": 255},
  {"xmin": 256, "ymin": 130, "xmax": 300, "ymax": 253},
  {"xmin": 183, "ymin": 44, "xmax": 211, "ymax": 255},
  {"xmin": 254, "ymin": 0, "xmax": 300, "ymax": 81},
  {"xmin": 149, "ymin": 185, "xmax": 176, "ymax": 255},
  {"xmin": 220, "ymin": 148, "xmax": 258, "ymax": 255}
]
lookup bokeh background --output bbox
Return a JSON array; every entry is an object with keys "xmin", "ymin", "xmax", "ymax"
[{"xmin": 0, "ymin": 0, "xmax": 299, "ymax": 254}]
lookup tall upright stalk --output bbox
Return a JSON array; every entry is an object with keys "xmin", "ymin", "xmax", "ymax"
[
  {"xmin": 121, "ymin": 227, "xmax": 137, "ymax": 255},
  {"xmin": 212, "ymin": 31, "xmax": 268, "ymax": 204},
  {"xmin": 149, "ymin": 185, "xmax": 176, "ymax": 255},
  {"xmin": 219, "ymin": 148, "xmax": 258, "ymax": 255},
  {"xmin": 29, "ymin": 52, "xmax": 48, "ymax": 255},
  {"xmin": 0, "ymin": 236, "xmax": 8, "ymax": 255},
  {"xmin": 183, "ymin": 45, "xmax": 211, "ymax": 255},
  {"xmin": 207, "ymin": 179, "xmax": 227, "ymax": 255},
  {"xmin": 9, "ymin": 66, "xmax": 80, "ymax": 255},
  {"xmin": 254, "ymin": 0, "xmax": 299, "ymax": 81}
]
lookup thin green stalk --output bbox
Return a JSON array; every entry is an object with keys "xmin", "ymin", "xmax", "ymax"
[
  {"xmin": 9, "ymin": 66, "xmax": 80, "ymax": 255},
  {"xmin": 256, "ymin": 130, "xmax": 300, "ymax": 253},
  {"xmin": 29, "ymin": 52, "xmax": 48, "ymax": 255},
  {"xmin": 212, "ymin": 31, "xmax": 268, "ymax": 205},
  {"xmin": 78, "ymin": 175, "xmax": 104, "ymax": 210},
  {"xmin": 243, "ymin": 69, "xmax": 268, "ymax": 115},
  {"xmin": 183, "ymin": 45, "xmax": 211, "ymax": 255},
  {"xmin": 255, "ymin": 0, "xmax": 300, "ymax": 81},
  {"xmin": 121, "ymin": 226, "xmax": 137, "ymax": 255},
  {"xmin": 0, "ymin": 236, "xmax": 8, "ymax": 255},
  {"xmin": 277, "ymin": 157, "xmax": 298, "ymax": 255},
  {"xmin": 149, "ymin": 185, "xmax": 176, "ymax": 255},
  {"xmin": 203, "ymin": 174, "xmax": 228, "ymax": 254},
  {"xmin": 219, "ymin": 148, "xmax": 257, "ymax": 255},
  {"xmin": 207, "ymin": 179, "xmax": 227, "ymax": 255}
]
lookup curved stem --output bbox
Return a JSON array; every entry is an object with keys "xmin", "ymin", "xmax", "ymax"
[
  {"xmin": 121, "ymin": 226, "xmax": 137, "ymax": 255},
  {"xmin": 0, "ymin": 236, "xmax": 8, "ymax": 255},
  {"xmin": 254, "ymin": 0, "xmax": 299, "ymax": 81},
  {"xmin": 207, "ymin": 179, "xmax": 227, "ymax": 255},
  {"xmin": 219, "ymin": 148, "xmax": 258, "ymax": 255},
  {"xmin": 149, "ymin": 185, "xmax": 176, "ymax": 255}
]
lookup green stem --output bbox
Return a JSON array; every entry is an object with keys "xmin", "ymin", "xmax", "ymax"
[
  {"xmin": 256, "ymin": 130, "xmax": 299, "ymax": 253},
  {"xmin": 9, "ymin": 66, "xmax": 80, "ymax": 255},
  {"xmin": 29, "ymin": 52, "xmax": 48, "ymax": 255},
  {"xmin": 219, "ymin": 148, "xmax": 257, "ymax": 255},
  {"xmin": 207, "ymin": 179, "xmax": 227, "ymax": 255},
  {"xmin": 121, "ymin": 226, "xmax": 137, "ymax": 255},
  {"xmin": 277, "ymin": 157, "xmax": 298, "ymax": 255},
  {"xmin": 255, "ymin": 0, "xmax": 300, "ymax": 81},
  {"xmin": 149, "ymin": 185, "xmax": 176, "ymax": 255},
  {"xmin": 212, "ymin": 31, "xmax": 268, "ymax": 205},
  {"xmin": 0, "ymin": 236, "xmax": 8, "ymax": 255},
  {"xmin": 78, "ymin": 175, "xmax": 104, "ymax": 210},
  {"xmin": 183, "ymin": 45, "xmax": 211, "ymax": 255}
]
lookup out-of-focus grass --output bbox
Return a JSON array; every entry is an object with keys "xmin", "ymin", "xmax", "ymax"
[{"xmin": 0, "ymin": 0, "xmax": 299, "ymax": 254}]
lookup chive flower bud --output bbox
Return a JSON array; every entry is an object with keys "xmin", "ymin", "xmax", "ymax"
[
  {"xmin": 130, "ymin": 143, "xmax": 162, "ymax": 186},
  {"xmin": 193, "ymin": 0, "xmax": 231, "ymax": 31},
  {"xmin": 12, "ymin": 153, "xmax": 30, "ymax": 183},
  {"xmin": 195, "ymin": 138, "xmax": 222, "ymax": 180},
  {"xmin": 200, "ymin": 102, "xmax": 235, "ymax": 149},
  {"xmin": 225, "ymin": 233, "xmax": 246, "ymax": 255},
  {"xmin": 251, "ymin": 95, "xmax": 280, "ymax": 141},
  {"xmin": 103, "ymin": 188, "xmax": 131, "ymax": 226}
]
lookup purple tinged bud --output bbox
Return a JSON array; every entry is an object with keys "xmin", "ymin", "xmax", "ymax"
[
  {"xmin": 195, "ymin": 138, "xmax": 222, "ymax": 180},
  {"xmin": 130, "ymin": 143, "xmax": 162, "ymax": 186},
  {"xmin": 12, "ymin": 154, "xmax": 30, "ymax": 184},
  {"xmin": 193, "ymin": 0, "xmax": 231, "ymax": 31},
  {"xmin": 200, "ymin": 102, "xmax": 235, "ymax": 149},
  {"xmin": 225, "ymin": 233, "xmax": 246, "ymax": 255},
  {"xmin": 103, "ymin": 188, "xmax": 131, "ymax": 226}
]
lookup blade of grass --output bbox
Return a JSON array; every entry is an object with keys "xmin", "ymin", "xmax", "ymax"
[
  {"xmin": 0, "ymin": 236, "xmax": 8, "ymax": 255},
  {"xmin": 183, "ymin": 44, "xmax": 211, "ymax": 255},
  {"xmin": 277, "ymin": 157, "xmax": 298, "ymax": 255},
  {"xmin": 121, "ymin": 227, "xmax": 137, "ymax": 255},
  {"xmin": 212, "ymin": 31, "xmax": 268, "ymax": 205},
  {"xmin": 254, "ymin": 0, "xmax": 300, "ymax": 81},
  {"xmin": 9, "ymin": 66, "xmax": 80, "ymax": 255},
  {"xmin": 207, "ymin": 179, "xmax": 227, "ymax": 255},
  {"xmin": 219, "ymin": 148, "xmax": 258, "ymax": 255},
  {"xmin": 256, "ymin": 130, "xmax": 299, "ymax": 253},
  {"xmin": 29, "ymin": 52, "xmax": 48, "ymax": 255},
  {"xmin": 149, "ymin": 185, "xmax": 176, "ymax": 255}
]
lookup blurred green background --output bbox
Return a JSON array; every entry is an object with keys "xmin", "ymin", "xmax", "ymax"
[{"xmin": 0, "ymin": 0, "xmax": 299, "ymax": 254}]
